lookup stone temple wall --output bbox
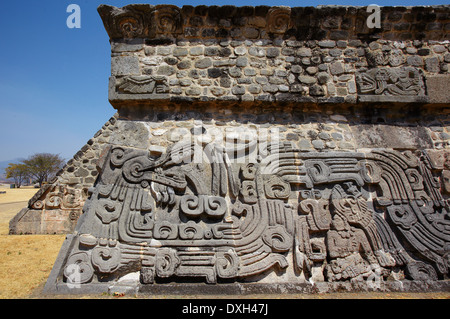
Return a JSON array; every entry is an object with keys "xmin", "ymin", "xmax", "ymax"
[
  {"xmin": 10, "ymin": 5, "xmax": 450, "ymax": 236},
  {"xmin": 28, "ymin": 4, "xmax": 450, "ymax": 294},
  {"xmin": 104, "ymin": 4, "xmax": 450, "ymax": 105}
]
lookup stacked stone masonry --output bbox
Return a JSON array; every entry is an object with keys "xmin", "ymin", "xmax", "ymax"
[
  {"xmin": 10, "ymin": 4, "xmax": 450, "ymax": 294},
  {"xmin": 110, "ymin": 34, "xmax": 450, "ymax": 104},
  {"xmin": 103, "ymin": 4, "xmax": 450, "ymax": 105}
]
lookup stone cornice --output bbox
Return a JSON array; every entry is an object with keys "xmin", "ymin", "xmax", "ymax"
[
  {"xmin": 98, "ymin": 4, "xmax": 450, "ymax": 41},
  {"xmin": 99, "ymin": 4, "xmax": 450, "ymax": 107}
]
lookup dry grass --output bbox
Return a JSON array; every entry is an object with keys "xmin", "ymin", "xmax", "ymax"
[
  {"xmin": 0, "ymin": 186, "xmax": 37, "ymax": 235},
  {"xmin": 0, "ymin": 234, "xmax": 65, "ymax": 298},
  {"xmin": 0, "ymin": 202, "xmax": 24, "ymax": 235},
  {"xmin": 0, "ymin": 186, "xmax": 34, "ymax": 233},
  {"xmin": 0, "ymin": 186, "xmax": 65, "ymax": 298},
  {"xmin": 0, "ymin": 186, "xmax": 38, "ymax": 204}
]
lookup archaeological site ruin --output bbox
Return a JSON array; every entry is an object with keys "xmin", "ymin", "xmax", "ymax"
[{"xmin": 13, "ymin": 4, "xmax": 450, "ymax": 294}]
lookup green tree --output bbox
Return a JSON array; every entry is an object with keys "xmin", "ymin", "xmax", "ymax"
[
  {"xmin": 5, "ymin": 163, "xmax": 29, "ymax": 188},
  {"xmin": 22, "ymin": 153, "xmax": 65, "ymax": 187}
]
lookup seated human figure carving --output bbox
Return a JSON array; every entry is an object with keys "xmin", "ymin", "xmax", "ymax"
[{"xmin": 326, "ymin": 214, "xmax": 378, "ymax": 281}]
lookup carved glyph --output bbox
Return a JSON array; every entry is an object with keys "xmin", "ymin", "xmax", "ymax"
[
  {"xmin": 154, "ymin": 5, "xmax": 182, "ymax": 34},
  {"xmin": 266, "ymin": 7, "xmax": 292, "ymax": 34}
]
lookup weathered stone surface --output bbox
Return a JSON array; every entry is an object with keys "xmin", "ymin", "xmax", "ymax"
[
  {"xmin": 195, "ymin": 57, "xmax": 212, "ymax": 69},
  {"xmin": 426, "ymin": 75, "xmax": 450, "ymax": 103},
  {"xmin": 352, "ymin": 125, "xmax": 434, "ymax": 149},
  {"xmin": 330, "ymin": 62, "xmax": 345, "ymax": 75},
  {"xmin": 318, "ymin": 40, "xmax": 336, "ymax": 48},
  {"xmin": 355, "ymin": 67, "xmax": 427, "ymax": 102},
  {"xmin": 43, "ymin": 117, "xmax": 450, "ymax": 292},
  {"xmin": 299, "ymin": 75, "xmax": 317, "ymax": 84},
  {"xmin": 13, "ymin": 4, "xmax": 449, "ymax": 295},
  {"xmin": 425, "ymin": 56, "xmax": 440, "ymax": 73},
  {"xmin": 101, "ymin": 5, "xmax": 450, "ymax": 106},
  {"xmin": 10, "ymin": 115, "xmax": 119, "ymax": 235},
  {"xmin": 111, "ymin": 56, "xmax": 140, "ymax": 76},
  {"xmin": 111, "ymin": 39, "xmax": 144, "ymax": 53}
]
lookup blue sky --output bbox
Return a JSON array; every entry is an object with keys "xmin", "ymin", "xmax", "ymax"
[{"xmin": 0, "ymin": 0, "xmax": 448, "ymax": 164}]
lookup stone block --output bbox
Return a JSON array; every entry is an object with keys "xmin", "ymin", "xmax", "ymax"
[
  {"xmin": 157, "ymin": 65, "xmax": 176, "ymax": 76},
  {"xmin": 425, "ymin": 149, "xmax": 448, "ymax": 170},
  {"xmin": 229, "ymin": 67, "xmax": 242, "ymax": 78},
  {"xmin": 173, "ymin": 47, "xmax": 189, "ymax": 57},
  {"xmin": 177, "ymin": 60, "xmax": 192, "ymax": 70},
  {"xmin": 231, "ymin": 85, "xmax": 246, "ymax": 95},
  {"xmin": 208, "ymin": 68, "xmax": 223, "ymax": 78},
  {"xmin": 189, "ymin": 46, "xmax": 204, "ymax": 56},
  {"xmin": 248, "ymin": 47, "xmax": 265, "ymax": 57},
  {"xmin": 432, "ymin": 45, "xmax": 447, "ymax": 53},
  {"xmin": 306, "ymin": 66, "xmax": 318, "ymax": 75},
  {"xmin": 442, "ymin": 170, "xmax": 450, "ymax": 194},
  {"xmin": 298, "ymin": 75, "xmax": 317, "ymax": 84},
  {"xmin": 111, "ymin": 56, "xmax": 140, "ymax": 76},
  {"xmin": 195, "ymin": 58, "xmax": 213, "ymax": 69},
  {"xmin": 248, "ymin": 84, "xmax": 261, "ymax": 94},
  {"xmin": 291, "ymin": 65, "xmax": 302, "ymax": 74},
  {"xmin": 256, "ymin": 76, "xmax": 269, "ymax": 85},
  {"xmin": 157, "ymin": 46, "xmax": 173, "ymax": 55},
  {"xmin": 407, "ymin": 55, "xmax": 424, "ymax": 66},
  {"xmin": 426, "ymin": 75, "xmax": 450, "ymax": 103},
  {"xmin": 236, "ymin": 57, "xmax": 248, "ymax": 67},
  {"xmin": 425, "ymin": 56, "xmax": 440, "ymax": 73},
  {"xmin": 444, "ymin": 53, "xmax": 450, "ymax": 63},
  {"xmin": 330, "ymin": 62, "xmax": 345, "ymax": 75},
  {"xmin": 297, "ymin": 139, "xmax": 312, "ymax": 150},
  {"xmin": 244, "ymin": 68, "xmax": 257, "ymax": 76},
  {"xmin": 262, "ymin": 84, "xmax": 278, "ymax": 93},
  {"xmin": 111, "ymin": 39, "xmax": 144, "ymax": 52},
  {"xmin": 242, "ymin": 27, "xmax": 259, "ymax": 39},
  {"xmin": 186, "ymin": 87, "xmax": 202, "ymax": 96},
  {"xmin": 309, "ymin": 84, "xmax": 325, "ymax": 96},
  {"xmin": 351, "ymin": 125, "xmax": 433, "ymax": 149},
  {"xmin": 266, "ymin": 47, "xmax": 280, "ymax": 58},
  {"xmin": 312, "ymin": 139, "xmax": 325, "ymax": 149},
  {"xmin": 297, "ymin": 48, "xmax": 312, "ymax": 57},
  {"xmin": 318, "ymin": 40, "xmax": 336, "ymax": 48},
  {"xmin": 234, "ymin": 46, "xmax": 247, "ymax": 55},
  {"xmin": 110, "ymin": 121, "xmax": 150, "ymax": 149}
]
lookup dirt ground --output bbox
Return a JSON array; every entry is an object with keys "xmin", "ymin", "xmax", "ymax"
[
  {"xmin": 0, "ymin": 185, "xmax": 66, "ymax": 298},
  {"xmin": 31, "ymin": 288, "xmax": 450, "ymax": 299},
  {"xmin": 0, "ymin": 186, "xmax": 449, "ymax": 299}
]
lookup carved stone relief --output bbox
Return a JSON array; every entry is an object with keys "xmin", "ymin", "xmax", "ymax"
[
  {"xmin": 43, "ymin": 4, "xmax": 450, "ymax": 292},
  {"xmin": 57, "ymin": 131, "xmax": 450, "ymax": 287},
  {"xmin": 356, "ymin": 67, "xmax": 425, "ymax": 96},
  {"xmin": 154, "ymin": 5, "xmax": 182, "ymax": 34},
  {"xmin": 117, "ymin": 75, "xmax": 169, "ymax": 94},
  {"xmin": 266, "ymin": 7, "xmax": 292, "ymax": 34},
  {"xmin": 10, "ymin": 183, "xmax": 86, "ymax": 234}
]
